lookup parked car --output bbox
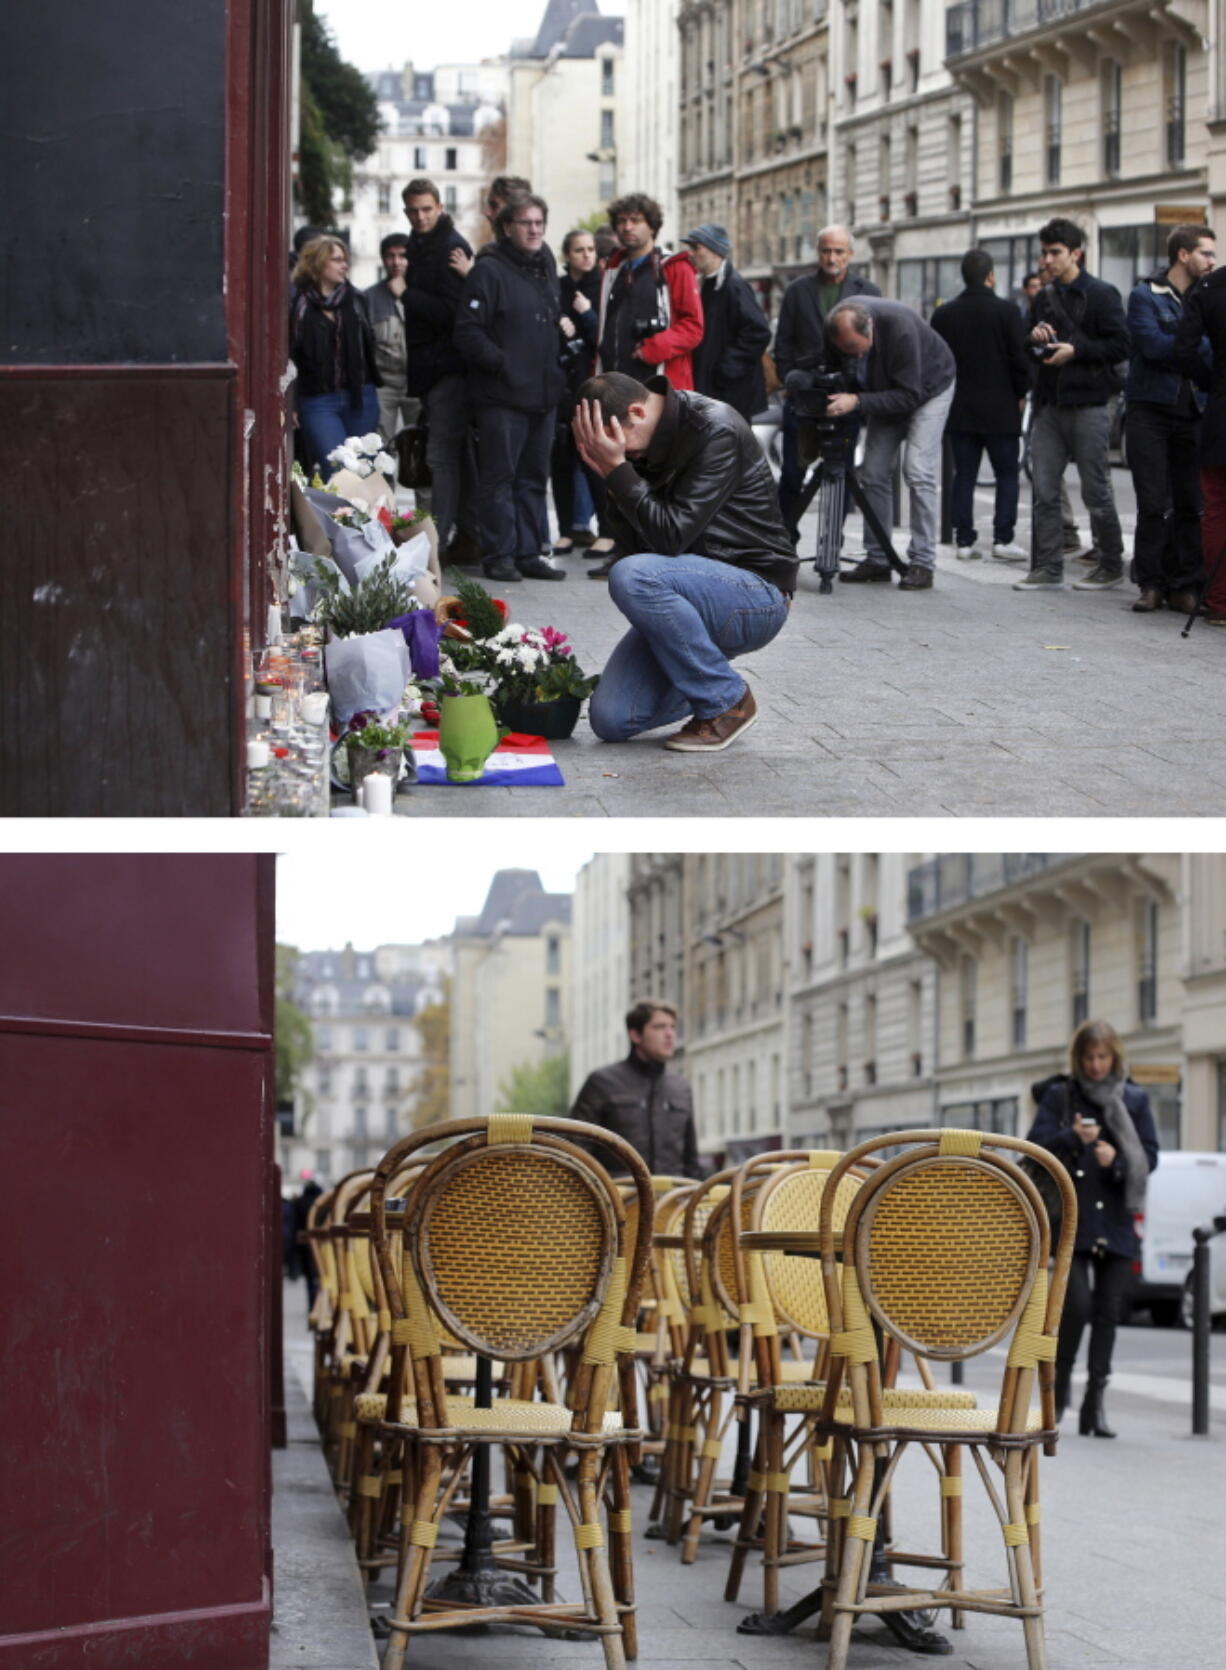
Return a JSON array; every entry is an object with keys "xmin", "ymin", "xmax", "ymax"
[{"xmin": 1132, "ymin": 1150, "xmax": 1226, "ymax": 1327}]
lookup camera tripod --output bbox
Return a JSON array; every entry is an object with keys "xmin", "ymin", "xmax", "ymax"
[{"xmin": 794, "ymin": 445, "xmax": 908, "ymax": 593}]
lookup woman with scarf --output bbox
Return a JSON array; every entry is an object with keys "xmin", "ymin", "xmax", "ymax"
[
  {"xmin": 1027, "ymin": 1019, "xmax": 1159, "ymax": 1437},
  {"xmin": 290, "ymin": 236, "xmax": 380, "ymax": 479}
]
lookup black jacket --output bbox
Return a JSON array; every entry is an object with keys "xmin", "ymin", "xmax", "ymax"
[
  {"xmin": 570, "ymin": 1051, "xmax": 699, "ymax": 1179},
  {"xmin": 691, "ymin": 262, "xmax": 772, "ymax": 421},
  {"xmin": 559, "ymin": 267, "xmax": 602, "ymax": 411},
  {"xmin": 602, "ymin": 376, "xmax": 799, "ymax": 596},
  {"xmin": 453, "ymin": 239, "xmax": 566, "ymax": 414},
  {"xmin": 930, "ymin": 283, "xmax": 1029, "ymax": 435},
  {"xmin": 289, "ymin": 285, "xmax": 379, "ymax": 398},
  {"xmin": 1026, "ymin": 1074, "xmax": 1159, "ymax": 1258},
  {"xmin": 403, "ymin": 213, "xmax": 473, "ymax": 396},
  {"xmin": 774, "ymin": 270, "xmax": 881, "ymax": 381},
  {"xmin": 833, "ymin": 298, "xmax": 956, "ymax": 419},
  {"xmin": 1175, "ymin": 266, "xmax": 1226, "ymax": 464},
  {"xmin": 1028, "ymin": 271, "xmax": 1130, "ymax": 409}
]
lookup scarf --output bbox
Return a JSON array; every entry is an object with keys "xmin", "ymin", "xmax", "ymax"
[
  {"xmin": 293, "ymin": 282, "xmax": 368, "ymax": 396},
  {"xmin": 1076, "ymin": 1074, "xmax": 1149, "ymax": 1214}
]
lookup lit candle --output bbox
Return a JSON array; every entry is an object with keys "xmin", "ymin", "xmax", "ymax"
[
  {"xmin": 247, "ymin": 739, "xmax": 270, "ymax": 769},
  {"xmin": 361, "ymin": 772, "xmax": 393, "ymax": 816}
]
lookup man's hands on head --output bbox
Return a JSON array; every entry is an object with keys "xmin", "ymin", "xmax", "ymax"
[{"xmin": 573, "ymin": 399, "xmax": 628, "ymax": 477}]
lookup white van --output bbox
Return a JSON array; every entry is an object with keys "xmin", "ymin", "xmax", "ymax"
[{"xmin": 1132, "ymin": 1150, "xmax": 1226, "ymax": 1327}]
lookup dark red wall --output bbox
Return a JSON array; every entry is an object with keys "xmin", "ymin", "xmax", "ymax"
[{"xmin": 0, "ymin": 855, "xmax": 275, "ymax": 1670}]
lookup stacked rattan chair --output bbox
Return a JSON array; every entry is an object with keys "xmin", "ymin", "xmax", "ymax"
[
  {"xmin": 814, "ymin": 1129, "xmax": 1077, "ymax": 1669},
  {"xmin": 367, "ymin": 1113, "xmax": 654, "ymax": 1670}
]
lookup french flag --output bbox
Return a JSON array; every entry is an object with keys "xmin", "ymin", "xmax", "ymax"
[{"xmin": 410, "ymin": 731, "xmax": 565, "ymax": 787}]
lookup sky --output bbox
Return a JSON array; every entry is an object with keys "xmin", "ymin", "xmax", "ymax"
[
  {"xmin": 317, "ymin": 1, "xmax": 622, "ymax": 76},
  {"xmin": 275, "ymin": 831, "xmax": 597, "ymax": 950}
]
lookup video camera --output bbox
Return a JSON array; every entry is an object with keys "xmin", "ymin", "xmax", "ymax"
[{"xmin": 785, "ymin": 368, "xmax": 856, "ymax": 469}]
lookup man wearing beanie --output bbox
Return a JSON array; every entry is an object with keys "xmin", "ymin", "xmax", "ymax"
[{"xmin": 682, "ymin": 224, "xmax": 772, "ymax": 421}]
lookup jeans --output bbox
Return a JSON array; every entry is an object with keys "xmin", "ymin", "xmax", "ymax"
[
  {"xmin": 296, "ymin": 384, "xmax": 380, "ymax": 479},
  {"xmin": 550, "ymin": 422, "xmax": 606, "ymax": 535},
  {"xmin": 1126, "ymin": 401, "xmax": 1203, "ymax": 593},
  {"xmin": 589, "ymin": 554, "xmax": 790, "ymax": 740},
  {"xmin": 948, "ymin": 429, "xmax": 1021, "ymax": 547},
  {"xmin": 423, "ymin": 372, "xmax": 478, "ymax": 548},
  {"xmin": 1030, "ymin": 403, "xmax": 1123, "ymax": 578},
  {"xmin": 475, "ymin": 405, "xmax": 555, "ymax": 562},
  {"xmin": 1058, "ymin": 1250, "xmax": 1133, "ymax": 1383},
  {"xmin": 859, "ymin": 382, "xmax": 954, "ymax": 571}
]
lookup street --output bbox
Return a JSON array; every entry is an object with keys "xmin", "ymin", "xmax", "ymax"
[
  {"xmin": 396, "ymin": 460, "xmax": 1226, "ymax": 819},
  {"xmin": 276, "ymin": 1287, "xmax": 1226, "ymax": 1669}
]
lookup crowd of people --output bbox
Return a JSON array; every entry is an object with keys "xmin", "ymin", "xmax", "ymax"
[{"xmin": 286, "ymin": 185, "xmax": 1224, "ymax": 755}]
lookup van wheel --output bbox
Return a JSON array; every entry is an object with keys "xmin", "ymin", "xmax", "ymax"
[
  {"xmin": 1179, "ymin": 1279, "xmax": 1195, "ymax": 1330},
  {"xmin": 1150, "ymin": 1298, "xmax": 1180, "ymax": 1328}
]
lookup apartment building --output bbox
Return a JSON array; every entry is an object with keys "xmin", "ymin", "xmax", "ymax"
[
  {"xmin": 1181, "ymin": 853, "xmax": 1226, "ymax": 1150},
  {"xmin": 570, "ymin": 853, "xmax": 633, "ymax": 1097},
  {"xmin": 622, "ymin": 0, "xmax": 681, "ymax": 237}
]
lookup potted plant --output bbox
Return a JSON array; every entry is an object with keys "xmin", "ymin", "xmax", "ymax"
[
  {"xmin": 434, "ymin": 665, "xmax": 505, "ymax": 783},
  {"xmin": 313, "ymin": 551, "xmax": 416, "ymax": 725},
  {"xmin": 484, "ymin": 624, "xmax": 599, "ymax": 739},
  {"xmin": 339, "ymin": 710, "xmax": 413, "ymax": 797}
]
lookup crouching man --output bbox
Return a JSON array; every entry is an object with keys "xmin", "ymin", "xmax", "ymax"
[{"xmin": 572, "ymin": 372, "xmax": 796, "ymax": 752}]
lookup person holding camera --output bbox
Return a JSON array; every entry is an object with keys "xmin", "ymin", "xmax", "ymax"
[
  {"xmin": 1014, "ymin": 218, "xmax": 1130, "ymax": 593},
  {"xmin": 588, "ymin": 193, "xmax": 704, "ymax": 577},
  {"xmin": 1026, "ymin": 1019, "xmax": 1159, "ymax": 1437},
  {"xmin": 453, "ymin": 191, "xmax": 567, "ymax": 583},
  {"xmin": 823, "ymin": 298, "xmax": 956, "ymax": 590}
]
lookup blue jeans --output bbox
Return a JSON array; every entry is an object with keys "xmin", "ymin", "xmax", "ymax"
[
  {"xmin": 589, "ymin": 554, "xmax": 790, "ymax": 741},
  {"xmin": 949, "ymin": 429, "xmax": 1021, "ymax": 547},
  {"xmin": 297, "ymin": 384, "xmax": 380, "ymax": 479}
]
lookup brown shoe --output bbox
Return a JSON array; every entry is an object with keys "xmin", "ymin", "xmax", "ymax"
[
  {"xmin": 1131, "ymin": 588, "xmax": 1164, "ymax": 613},
  {"xmin": 663, "ymin": 685, "xmax": 758, "ymax": 752},
  {"xmin": 1166, "ymin": 589, "xmax": 1200, "ymax": 616}
]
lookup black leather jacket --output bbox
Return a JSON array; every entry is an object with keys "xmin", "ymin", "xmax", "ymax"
[
  {"xmin": 570, "ymin": 1051, "xmax": 699, "ymax": 1178},
  {"xmin": 602, "ymin": 377, "xmax": 799, "ymax": 596}
]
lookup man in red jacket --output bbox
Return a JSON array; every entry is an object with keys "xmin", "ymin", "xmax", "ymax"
[{"xmin": 588, "ymin": 193, "xmax": 704, "ymax": 576}]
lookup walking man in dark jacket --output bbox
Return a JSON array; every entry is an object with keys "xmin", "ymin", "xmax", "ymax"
[
  {"xmin": 402, "ymin": 177, "xmax": 477, "ymax": 555},
  {"xmin": 682, "ymin": 224, "xmax": 771, "ymax": 421},
  {"xmin": 572, "ymin": 371, "xmax": 796, "ymax": 751},
  {"xmin": 1014, "ymin": 217, "xmax": 1131, "ymax": 593},
  {"xmin": 773, "ymin": 226, "xmax": 880, "ymax": 538},
  {"xmin": 570, "ymin": 1000, "xmax": 700, "ymax": 1178},
  {"xmin": 825, "ymin": 298, "xmax": 957, "ymax": 590},
  {"xmin": 453, "ymin": 192, "xmax": 567, "ymax": 582},
  {"xmin": 930, "ymin": 248, "xmax": 1031, "ymax": 562},
  {"xmin": 1175, "ymin": 257, "xmax": 1226, "ymax": 624},
  {"xmin": 1125, "ymin": 223, "xmax": 1215, "ymax": 614}
]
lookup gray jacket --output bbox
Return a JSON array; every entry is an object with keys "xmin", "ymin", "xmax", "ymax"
[
  {"xmin": 569, "ymin": 1051, "xmax": 699, "ymax": 1179},
  {"xmin": 363, "ymin": 280, "xmax": 408, "ymax": 390},
  {"xmin": 835, "ymin": 297, "xmax": 956, "ymax": 419}
]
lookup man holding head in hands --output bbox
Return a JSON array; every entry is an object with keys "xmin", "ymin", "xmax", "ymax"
[{"xmin": 572, "ymin": 372, "xmax": 796, "ymax": 753}]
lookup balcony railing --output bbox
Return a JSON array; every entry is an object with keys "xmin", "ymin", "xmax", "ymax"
[
  {"xmin": 907, "ymin": 854, "xmax": 1075, "ymax": 921},
  {"xmin": 946, "ymin": 0, "xmax": 1106, "ymax": 60}
]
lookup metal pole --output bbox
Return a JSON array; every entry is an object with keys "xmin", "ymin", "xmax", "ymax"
[
  {"xmin": 951, "ymin": 1359, "xmax": 964, "ymax": 1386},
  {"xmin": 1191, "ymin": 1228, "xmax": 1212, "ymax": 1437}
]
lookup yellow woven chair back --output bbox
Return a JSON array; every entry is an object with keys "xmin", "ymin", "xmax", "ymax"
[
  {"xmin": 708, "ymin": 1185, "xmax": 759, "ymax": 1325},
  {"xmin": 758, "ymin": 1156, "xmax": 862, "ymax": 1337}
]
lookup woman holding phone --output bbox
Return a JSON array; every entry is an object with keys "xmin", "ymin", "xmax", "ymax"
[{"xmin": 1027, "ymin": 1019, "xmax": 1159, "ymax": 1437}]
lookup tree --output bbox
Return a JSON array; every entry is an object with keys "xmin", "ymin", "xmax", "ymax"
[
  {"xmin": 275, "ymin": 944, "xmax": 315, "ymax": 1108},
  {"xmin": 408, "ymin": 982, "xmax": 451, "ymax": 1129},
  {"xmin": 496, "ymin": 1054, "xmax": 571, "ymax": 1118},
  {"xmin": 296, "ymin": 2, "xmax": 382, "ymax": 223}
]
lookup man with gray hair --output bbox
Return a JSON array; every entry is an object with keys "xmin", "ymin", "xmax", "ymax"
[{"xmin": 824, "ymin": 297, "xmax": 956, "ymax": 589}]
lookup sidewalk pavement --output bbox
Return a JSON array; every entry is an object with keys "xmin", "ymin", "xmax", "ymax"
[
  {"xmin": 274, "ymin": 1281, "xmax": 1224, "ymax": 1669},
  {"xmin": 386, "ymin": 486, "xmax": 1224, "ymax": 818}
]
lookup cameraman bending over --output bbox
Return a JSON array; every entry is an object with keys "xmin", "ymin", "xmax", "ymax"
[
  {"xmin": 573, "ymin": 372, "xmax": 796, "ymax": 752},
  {"xmin": 825, "ymin": 298, "xmax": 955, "ymax": 590},
  {"xmin": 1014, "ymin": 218, "xmax": 1130, "ymax": 593}
]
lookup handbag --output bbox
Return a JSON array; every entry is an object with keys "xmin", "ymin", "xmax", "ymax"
[{"xmin": 396, "ymin": 422, "xmax": 431, "ymax": 489}]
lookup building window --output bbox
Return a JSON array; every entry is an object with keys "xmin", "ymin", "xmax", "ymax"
[
  {"xmin": 1044, "ymin": 75, "xmax": 1062, "ymax": 187},
  {"xmin": 377, "ymin": 181, "xmax": 391, "ymax": 213},
  {"xmin": 1138, "ymin": 899, "xmax": 1159, "ymax": 1026},
  {"xmin": 602, "ymin": 57, "xmax": 615, "ymax": 96},
  {"xmin": 545, "ymin": 986, "xmax": 561, "ymax": 1029},
  {"xmin": 998, "ymin": 92, "xmax": 1013, "ymax": 194},
  {"xmin": 354, "ymin": 1026, "xmax": 368, "ymax": 1052},
  {"xmin": 317, "ymin": 1064, "xmax": 332, "ymax": 1095},
  {"xmin": 354, "ymin": 1103, "xmax": 367, "ymax": 1139},
  {"xmin": 897, "ymin": 256, "xmax": 963, "ymax": 318},
  {"xmin": 354, "ymin": 1066, "xmax": 368, "ymax": 1094},
  {"xmin": 414, "ymin": 145, "xmax": 427, "ymax": 169},
  {"xmin": 1011, "ymin": 937, "xmax": 1028, "ymax": 1050},
  {"xmin": 1217, "ymin": 1060, "xmax": 1226, "ymax": 1151},
  {"xmin": 1071, "ymin": 919, "xmax": 1091, "ymax": 1029},
  {"xmin": 845, "ymin": 142, "xmax": 856, "ymax": 223},
  {"xmin": 600, "ymin": 109, "xmax": 615, "ymax": 149},
  {"xmin": 1166, "ymin": 42, "xmax": 1186, "ymax": 168},
  {"xmin": 546, "ymin": 935, "xmax": 561, "ymax": 976},
  {"xmin": 960, "ymin": 956, "xmax": 977, "ymax": 1059},
  {"xmin": 316, "ymin": 1026, "xmax": 332, "ymax": 1053},
  {"xmin": 445, "ymin": 146, "xmax": 458, "ymax": 171},
  {"xmin": 941, "ymin": 1097, "xmax": 1018, "ymax": 1135},
  {"xmin": 385, "ymin": 1027, "xmax": 399, "ymax": 1051},
  {"xmin": 598, "ymin": 163, "xmax": 616, "ymax": 201},
  {"xmin": 1102, "ymin": 60, "xmax": 1122, "ymax": 177},
  {"xmin": 947, "ymin": 113, "xmax": 962, "ymax": 210},
  {"xmin": 444, "ymin": 185, "xmax": 457, "ymax": 213}
]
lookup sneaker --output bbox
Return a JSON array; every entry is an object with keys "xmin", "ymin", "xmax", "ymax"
[
  {"xmin": 516, "ymin": 555, "xmax": 566, "ymax": 581},
  {"xmin": 663, "ymin": 684, "xmax": 758, "ymax": 752},
  {"xmin": 1071, "ymin": 565, "xmax": 1124, "ymax": 591},
  {"xmin": 954, "ymin": 543, "xmax": 982, "ymax": 561},
  {"xmin": 991, "ymin": 541, "xmax": 1028, "ymax": 563},
  {"xmin": 1013, "ymin": 571, "xmax": 1064, "ymax": 591}
]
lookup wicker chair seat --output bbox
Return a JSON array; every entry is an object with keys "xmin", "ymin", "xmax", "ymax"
[
  {"xmin": 680, "ymin": 1356, "xmax": 818, "ymax": 1383},
  {"xmin": 356, "ymin": 1390, "xmax": 625, "ymax": 1436},
  {"xmin": 355, "ymin": 1392, "xmax": 475, "ymax": 1421},
  {"xmin": 771, "ymin": 1384, "xmax": 978, "ymax": 1413},
  {"xmin": 845, "ymin": 1404, "xmax": 1047, "ymax": 1438}
]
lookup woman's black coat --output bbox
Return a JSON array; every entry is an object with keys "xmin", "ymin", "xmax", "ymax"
[{"xmin": 1026, "ymin": 1074, "xmax": 1159, "ymax": 1257}]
